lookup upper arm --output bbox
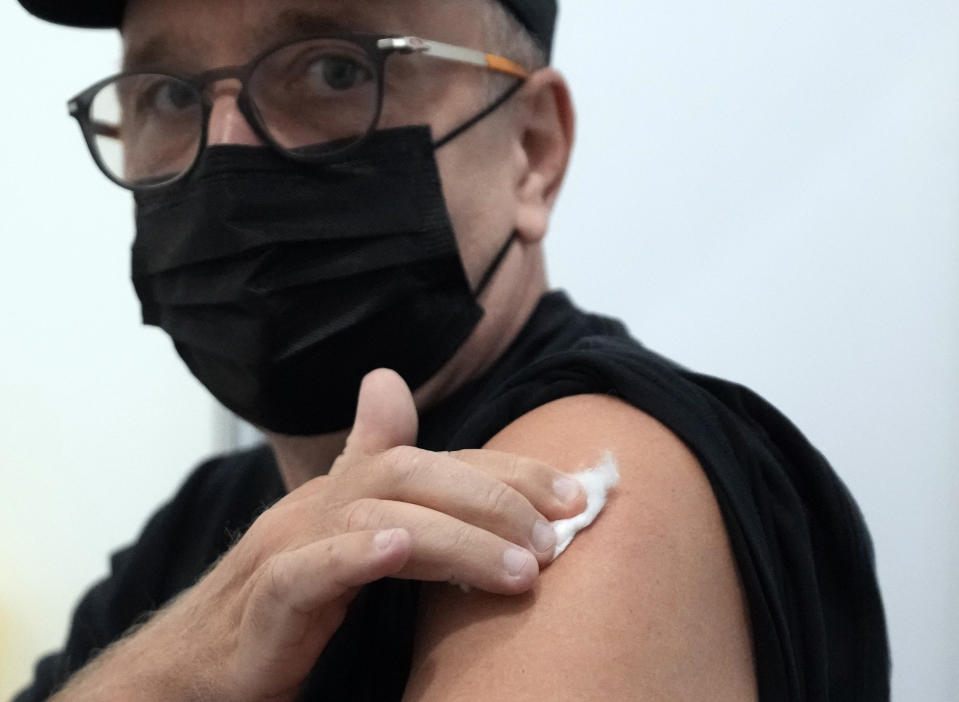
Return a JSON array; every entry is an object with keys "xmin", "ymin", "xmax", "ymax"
[{"xmin": 404, "ymin": 394, "xmax": 757, "ymax": 702}]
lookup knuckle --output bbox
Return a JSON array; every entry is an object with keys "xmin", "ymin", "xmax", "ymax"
[
  {"xmin": 341, "ymin": 498, "xmax": 381, "ymax": 533},
  {"xmin": 446, "ymin": 521, "xmax": 477, "ymax": 558},
  {"xmin": 380, "ymin": 445, "xmax": 423, "ymax": 479},
  {"xmin": 451, "ymin": 449, "xmax": 490, "ymax": 476},
  {"xmin": 262, "ymin": 554, "xmax": 291, "ymax": 604},
  {"xmin": 246, "ymin": 507, "xmax": 275, "ymax": 539},
  {"xmin": 510, "ymin": 454, "xmax": 552, "ymax": 489},
  {"xmin": 501, "ymin": 451, "xmax": 523, "ymax": 472},
  {"xmin": 381, "ymin": 445, "xmax": 423, "ymax": 483},
  {"xmin": 504, "ymin": 453, "xmax": 530, "ymax": 483},
  {"xmin": 246, "ymin": 504, "xmax": 297, "ymax": 552},
  {"xmin": 481, "ymin": 480, "xmax": 518, "ymax": 517},
  {"xmin": 501, "ymin": 454, "xmax": 555, "ymax": 506},
  {"xmin": 447, "ymin": 448, "xmax": 470, "ymax": 465}
]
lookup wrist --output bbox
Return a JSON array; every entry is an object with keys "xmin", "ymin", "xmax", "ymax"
[{"xmin": 51, "ymin": 605, "xmax": 219, "ymax": 702}]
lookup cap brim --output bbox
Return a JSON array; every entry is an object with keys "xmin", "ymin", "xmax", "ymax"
[{"xmin": 19, "ymin": 0, "xmax": 124, "ymax": 28}]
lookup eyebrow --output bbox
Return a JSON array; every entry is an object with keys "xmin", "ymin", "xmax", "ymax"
[
  {"xmin": 123, "ymin": 8, "xmax": 385, "ymax": 72},
  {"xmin": 123, "ymin": 35, "xmax": 177, "ymax": 72},
  {"xmin": 270, "ymin": 9, "xmax": 357, "ymax": 40}
]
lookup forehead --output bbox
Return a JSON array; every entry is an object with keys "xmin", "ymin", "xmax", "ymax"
[{"xmin": 122, "ymin": 0, "xmax": 486, "ymax": 70}]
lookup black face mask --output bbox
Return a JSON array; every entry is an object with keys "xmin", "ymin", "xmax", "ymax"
[{"xmin": 132, "ymin": 124, "xmax": 515, "ymax": 436}]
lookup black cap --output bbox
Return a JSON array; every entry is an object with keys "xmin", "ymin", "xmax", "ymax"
[{"xmin": 18, "ymin": 0, "xmax": 557, "ymax": 59}]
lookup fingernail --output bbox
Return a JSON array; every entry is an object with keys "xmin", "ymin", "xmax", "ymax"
[
  {"xmin": 531, "ymin": 519, "xmax": 556, "ymax": 553},
  {"xmin": 553, "ymin": 475, "xmax": 583, "ymax": 504},
  {"xmin": 374, "ymin": 529, "xmax": 400, "ymax": 552},
  {"xmin": 503, "ymin": 547, "xmax": 535, "ymax": 578}
]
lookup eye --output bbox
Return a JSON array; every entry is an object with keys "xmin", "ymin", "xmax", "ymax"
[
  {"xmin": 305, "ymin": 55, "xmax": 374, "ymax": 94},
  {"xmin": 139, "ymin": 77, "xmax": 199, "ymax": 116}
]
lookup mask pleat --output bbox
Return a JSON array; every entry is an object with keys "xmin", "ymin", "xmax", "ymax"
[
  {"xmin": 132, "ymin": 126, "xmax": 489, "ymax": 435},
  {"xmin": 134, "ymin": 129, "xmax": 444, "ymax": 275}
]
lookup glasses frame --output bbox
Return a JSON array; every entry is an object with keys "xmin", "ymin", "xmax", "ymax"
[{"xmin": 67, "ymin": 32, "xmax": 531, "ymax": 191}]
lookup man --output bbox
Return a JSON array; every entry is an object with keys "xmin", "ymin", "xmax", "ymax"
[{"xmin": 14, "ymin": 0, "xmax": 889, "ymax": 700}]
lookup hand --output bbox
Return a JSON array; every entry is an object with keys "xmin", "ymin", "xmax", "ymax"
[{"xmin": 55, "ymin": 369, "xmax": 586, "ymax": 702}]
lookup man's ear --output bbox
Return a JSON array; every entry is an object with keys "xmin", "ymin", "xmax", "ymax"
[{"xmin": 514, "ymin": 69, "xmax": 575, "ymax": 244}]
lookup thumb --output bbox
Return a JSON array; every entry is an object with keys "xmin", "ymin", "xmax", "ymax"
[{"xmin": 342, "ymin": 369, "xmax": 419, "ymax": 459}]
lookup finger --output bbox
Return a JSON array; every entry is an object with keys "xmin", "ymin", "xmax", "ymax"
[
  {"xmin": 338, "ymin": 369, "xmax": 418, "ymax": 465},
  {"xmin": 339, "ymin": 498, "xmax": 539, "ymax": 595},
  {"xmin": 451, "ymin": 449, "xmax": 588, "ymax": 520},
  {"xmin": 330, "ymin": 446, "xmax": 559, "ymax": 563},
  {"xmin": 251, "ymin": 529, "xmax": 412, "ymax": 643},
  {"xmin": 274, "ymin": 528, "xmax": 411, "ymax": 608}
]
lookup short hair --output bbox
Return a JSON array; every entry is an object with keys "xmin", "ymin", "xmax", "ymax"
[{"xmin": 479, "ymin": 0, "xmax": 549, "ymax": 71}]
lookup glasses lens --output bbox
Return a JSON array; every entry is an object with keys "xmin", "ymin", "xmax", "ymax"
[
  {"xmin": 89, "ymin": 74, "xmax": 203, "ymax": 188},
  {"xmin": 250, "ymin": 38, "xmax": 379, "ymax": 156}
]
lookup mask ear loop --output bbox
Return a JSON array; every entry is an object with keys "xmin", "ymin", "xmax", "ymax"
[
  {"xmin": 473, "ymin": 230, "xmax": 517, "ymax": 297},
  {"xmin": 433, "ymin": 80, "xmax": 526, "ymax": 149},
  {"xmin": 431, "ymin": 79, "xmax": 525, "ymax": 297}
]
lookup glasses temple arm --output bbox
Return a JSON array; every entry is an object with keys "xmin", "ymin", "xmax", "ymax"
[
  {"xmin": 89, "ymin": 121, "xmax": 121, "ymax": 139},
  {"xmin": 377, "ymin": 36, "xmax": 530, "ymax": 79}
]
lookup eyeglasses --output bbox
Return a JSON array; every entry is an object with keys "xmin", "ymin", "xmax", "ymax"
[{"xmin": 67, "ymin": 33, "xmax": 529, "ymax": 191}]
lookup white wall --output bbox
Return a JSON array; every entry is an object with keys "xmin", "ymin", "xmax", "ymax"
[
  {"xmin": 550, "ymin": 2, "xmax": 959, "ymax": 700},
  {"xmin": 0, "ymin": 11, "xmax": 218, "ymax": 698},
  {"xmin": 1, "ymin": 1, "xmax": 957, "ymax": 700}
]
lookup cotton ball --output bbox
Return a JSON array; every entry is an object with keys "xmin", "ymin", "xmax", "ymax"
[
  {"xmin": 448, "ymin": 452, "xmax": 620, "ymax": 592},
  {"xmin": 551, "ymin": 453, "xmax": 620, "ymax": 559}
]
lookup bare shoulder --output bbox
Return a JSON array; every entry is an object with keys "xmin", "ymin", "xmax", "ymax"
[{"xmin": 404, "ymin": 394, "xmax": 757, "ymax": 702}]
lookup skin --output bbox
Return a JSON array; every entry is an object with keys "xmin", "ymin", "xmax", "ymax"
[
  {"xmin": 49, "ymin": 0, "xmax": 758, "ymax": 699},
  {"xmin": 117, "ymin": 0, "xmax": 568, "ymax": 482},
  {"xmin": 406, "ymin": 395, "xmax": 757, "ymax": 701}
]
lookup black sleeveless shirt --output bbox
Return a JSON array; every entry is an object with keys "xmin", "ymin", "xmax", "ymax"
[{"xmin": 15, "ymin": 292, "xmax": 889, "ymax": 702}]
